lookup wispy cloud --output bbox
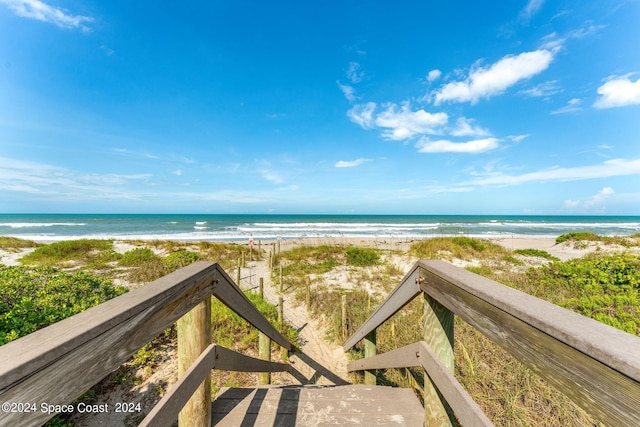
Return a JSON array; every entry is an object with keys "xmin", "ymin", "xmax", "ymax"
[
  {"xmin": 551, "ymin": 98, "xmax": 583, "ymax": 114},
  {"xmin": 593, "ymin": 74, "xmax": 640, "ymax": 109},
  {"xmin": 0, "ymin": 0, "xmax": 93, "ymax": 31},
  {"xmin": 347, "ymin": 102, "xmax": 377, "ymax": 129},
  {"xmin": 565, "ymin": 187, "xmax": 615, "ymax": 211},
  {"xmin": 346, "ymin": 62, "xmax": 364, "ymax": 83},
  {"xmin": 520, "ymin": 80, "xmax": 561, "ymax": 97},
  {"xmin": 430, "ymin": 49, "xmax": 556, "ymax": 105},
  {"xmin": 416, "ymin": 137, "xmax": 499, "ymax": 154},
  {"xmin": 335, "ymin": 158, "xmax": 372, "ymax": 168},
  {"xmin": 337, "ymin": 81, "xmax": 356, "ymax": 102},
  {"xmin": 520, "ymin": 0, "xmax": 545, "ymax": 22},
  {"xmin": 0, "ymin": 157, "xmax": 151, "ymax": 200},
  {"xmin": 464, "ymin": 158, "xmax": 640, "ymax": 186},
  {"xmin": 260, "ymin": 170, "xmax": 284, "ymax": 184},
  {"xmin": 508, "ymin": 134, "xmax": 530, "ymax": 142}
]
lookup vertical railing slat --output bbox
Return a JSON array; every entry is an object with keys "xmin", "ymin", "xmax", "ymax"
[{"xmin": 177, "ymin": 296, "xmax": 212, "ymax": 426}]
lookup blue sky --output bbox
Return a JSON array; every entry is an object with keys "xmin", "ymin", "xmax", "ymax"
[{"xmin": 1, "ymin": 0, "xmax": 639, "ymax": 214}]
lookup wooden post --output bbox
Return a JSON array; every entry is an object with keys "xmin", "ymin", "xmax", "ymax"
[
  {"xmin": 242, "ymin": 251, "xmax": 246, "ymax": 268},
  {"xmin": 259, "ymin": 277, "xmax": 264, "ymax": 297},
  {"xmin": 305, "ymin": 277, "xmax": 311, "ymax": 310},
  {"xmin": 278, "ymin": 296, "xmax": 284, "ymax": 328},
  {"xmin": 258, "ymin": 332, "xmax": 271, "ymax": 385},
  {"xmin": 341, "ymin": 294, "xmax": 348, "ymax": 341},
  {"xmin": 364, "ymin": 329, "xmax": 376, "ymax": 385},
  {"xmin": 423, "ymin": 289, "xmax": 454, "ymax": 426},
  {"xmin": 279, "ymin": 265, "xmax": 283, "ymax": 293},
  {"xmin": 236, "ymin": 258, "xmax": 241, "ymax": 285},
  {"xmin": 177, "ymin": 297, "xmax": 211, "ymax": 427},
  {"xmin": 269, "ymin": 250, "xmax": 273, "ymax": 272}
]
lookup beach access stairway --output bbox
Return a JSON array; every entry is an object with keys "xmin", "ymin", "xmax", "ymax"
[{"xmin": 1, "ymin": 260, "xmax": 639, "ymax": 426}]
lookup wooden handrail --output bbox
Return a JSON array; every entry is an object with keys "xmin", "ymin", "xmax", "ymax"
[
  {"xmin": 343, "ymin": 263, "xmax": 422, "ymax": 351},
  {"xmin": 348, "ymin": 342, "xmax": 493, "ymax": 427},
  {"xmin": 345, "ymin": 259, "xmax": 640, "ymax": 426},
  {"xmin": 0, "ymin": 261, "xmax": 293, "ymax": 427},
  {"xmin": 140, "ymin": 344, "xmax": 290, "ymax": 427}
]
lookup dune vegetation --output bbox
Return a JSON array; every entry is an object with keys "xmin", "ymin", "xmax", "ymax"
[{"xmin": 1, "ymin": 233, "xmax": 639, "ymax": 426}]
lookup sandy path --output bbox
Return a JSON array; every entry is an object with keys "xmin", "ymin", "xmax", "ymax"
[{"xmin": 240, "ymin": 257, "xmax": 350, "ymax": 386}]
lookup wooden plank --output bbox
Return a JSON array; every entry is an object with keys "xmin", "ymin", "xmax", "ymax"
[
  {"xmin": 258, "ymin": 332, "xmax": 272, "ymax": 385},
  {"xmin": 347, "ymin": 342, "xmax": 423, "ymax": 371},
  {"xmin": 417, "ymin": 342, "xmax": 494, "ymax": 427},
  {"xmin": 343, "ymin": 265, "xmax": 421, "ymax": 351},
  {"xmin": 419, "ymin": 262, "xmax": 640, "ymax": 426},
  {"xmin": 140, "ymin": 344, "xmax": 218, "ymax": 427},
  {"xmin": 177, "ymin": 297, "xmax": 211, "ymax": 427},
  {"xmin": 212, "ymin": 267, "xmax": 292, "ymax": 350},
  {"xmin": 214, "ymin": 345, "xmax": 290, "ymax": 373},
  {"xmin": 0, "ymin": 262, "xmax": 219, "ymax": 427},
  {"xmin": 364, "ymin": 329, "xmax": 377, "ymax": 385},
  {"xmin": 0, "ymin": 261, "xmax": 218, "ymax": 391},
  {"xmin": 347, "ymin": 343, "xmax": 493, "ymax": 427},
  {"xmin": 423, "ymin": 292, "xmax": 454, "ymax": 426}
]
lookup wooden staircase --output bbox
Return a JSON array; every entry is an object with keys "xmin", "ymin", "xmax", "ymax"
[{"xmin": 211, "ymin": 384, "xmax": 425, "ymax": 426}]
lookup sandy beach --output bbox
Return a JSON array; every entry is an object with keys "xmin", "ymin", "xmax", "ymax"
[{"xmin": 1, "ymin": 234, "xmax": 637, "ymax": 267}]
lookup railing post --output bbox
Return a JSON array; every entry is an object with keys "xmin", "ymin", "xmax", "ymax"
[
  {"xmin": 177, "ymin": 296, "xmax": 212, "ymax": 427},
  {"xmin": 422, "ymin": 270, "xmax": 454, "ymax": 427},
  {"xmin": 341, "ymin": 294, "xmax": 348, "ymax": 341},
  {"xmin": 258, "ymin": 331, "xmax": 271, "ymax": 385},
  {"xmin": 364, "ymin": 329, "xmax": 376, "ymax": 385}
]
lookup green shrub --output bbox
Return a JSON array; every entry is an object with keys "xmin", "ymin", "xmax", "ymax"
[
  {"xmin": 555, "ymin": 232, "xmax": 600, "ymax": 244},
  {"xmin": 513, "ymin": 248, "xmax": 559, "ymax": 261},
  {"xmin": 0, "ymin": 236, "xmax": 41, "ymax": 250},
  {"xmin": 0, "ymin": 266, "xmax": 127, "ymax": 345},
  {"xmin": 19, "ymin": 239, "xmax": 117, "ymax": 267},
  {"xmin": 345, "ymin": 247, "xmax": 380, "ymax": 267},
  {"xmin": 164, "ymin": 251, "xmax": 200, "ymax": 271},
  {"xmin": 119, "ymin": 247, "xmax": 159, "ymax": 266}
]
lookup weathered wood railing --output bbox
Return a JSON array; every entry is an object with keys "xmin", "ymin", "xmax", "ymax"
[
  {"xmin": 344, "ymin": 259, "xmax": 640, "ymax": 427},
  {"xmin": 0, "ymin": 261, "xmax": 293, "ymax": 427}
]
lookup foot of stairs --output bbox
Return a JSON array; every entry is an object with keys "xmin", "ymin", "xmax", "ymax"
[{"xmin": 211, "ymin": 384, "xmax": 424, "ymax": 426}]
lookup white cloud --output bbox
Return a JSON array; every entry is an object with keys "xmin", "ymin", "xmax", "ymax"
[
  {"xmin": 427, "ymin": 69, "xmax": 441, "ymax": 82},
  {"xmin": 465, "ymin": 158, "xmax": 640, "ymax": 186},
  {"xmin": 374, "ymin": 103, "xmax": 448, "ymax": 140},
  {"xmin": 337, "ymin": 81, "xmax": 356, "ymax": 102},
  {"xmin": 551, "ymin": 98, "xmax": 582, "ymax": 114},
  {"xmin": 347, "ymin": 102, "xmax": 377, "ymax": 129},
  {"xmin": 172, "ymin": 169, "xmax": 182, "ymax": 176},
  {"xmin": 0, "ymin": 157, "xmax": 151, "ymax": 200},
  {"xmin": 520, "ymin": 0, "xmax": 545, "ymax": 21},
  {"xmin": 520, "ymin": 80, "xmax": 561, "ymax": 97},
  {"xmin": 431, "ymin": 49, "xmax": 555, "ymax": 105},
  {"xmin": 508, "ymin": 134, "xmax": 530, "ymax": 142},
  {"xmin": 565, "ymin": 187, "xmax": 615, "ymax": 211},
  {"xmin": 416, "ymin": 137, "xmax": 499, "ymax": 153},
  {"xmin": 449, "ymin": 117, "xmax": 491, "ymax": 137},
  {"xmin": 0, "ymin": 0, "xmax": 93, "ymax": 31},
  {"xmin": 346, "ymin": 62, "xmax": 364, "ymax": 83},
  {"xmin": 335, "ymin": 158, "xmax": 371, "ymax": 168},
  {"xmin": 593, "ymin": 75, "xmax": 640, "ymax": 109},
  {"xmin": 260, "ymin": 170, "xmax": 284, "ymax": 184}
]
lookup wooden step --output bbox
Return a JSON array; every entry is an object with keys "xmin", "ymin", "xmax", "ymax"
[{"xmin": 212, "ymin": 384, "xmax": 424, "ymax": 426}]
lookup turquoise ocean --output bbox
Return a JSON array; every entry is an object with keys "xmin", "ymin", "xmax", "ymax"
[{"xmin": 0, "ymin": 214, "xmax": 639, "ymax": 242}]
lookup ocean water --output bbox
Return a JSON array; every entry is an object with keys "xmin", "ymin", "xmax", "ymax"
[{"xmin": 0, "ymin": 214, "xmax": 639, "ymax": 242}]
